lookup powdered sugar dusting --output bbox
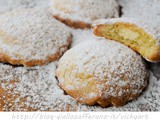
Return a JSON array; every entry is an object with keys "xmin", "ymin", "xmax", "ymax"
[
  {"xmin": 0, "ymin": 0, "xmax": 159, "ymax": 111},
  {"xmin": 57, "ymin": 39, "xmax": 148, "ymax": 105},
  {"xmin": 49, "ymin": 0, "xmax": 119, "ymax": 24},
  {"xmin": 77, "ymin": 71, "xmax": 160, "ymax": 111},
  {"xmin": 0, "ymin": 0, "xmax": 49, "ymax": 14},
  {"xmin": 0, "ymin": 8, "xmax": 71, "ymax": 62},
  {"xmin": 0, "ymin": 62, "xmax": 77, "ymax": 111},
  {"xmin": 118, "ymin": 0, "xmax": 160, "ymax": 20},
  {"xmin": 70, "ymin": 28, "xmax": 96, "ymax": 48},
  {"xmin": 0, "ymin": 52, "xmax": 160, "ymax": 111}
]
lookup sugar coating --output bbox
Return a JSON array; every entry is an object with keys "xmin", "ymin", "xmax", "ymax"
[
  {"xmin": 70, "ymin": 28, "xmax": 96, "ymax": 48},
  {"xmin": 93, "ymin": 18, "xmax": 160, "ymax": 45},
  {"xmin": 118, "ymin": 0, "xmax": 160, "ymax": 19},
  {"xmin": 0, "ymin": 62, "xmax": 77, "ymax": 111},
  {"xmin": 0, "ymin": 8, "xmax": 71, "ymax": 62},
  {"xmin": 0, "ymin": 59, "xmax": 160, "ymax": 111},
  {"xmin": 77, "ymin": 71, "xmax": 160, "ymax": 111},
  {"xmin": 49, "ymin": 0, "xmax": 119, "ymax": 24},
  {"xmin": 0, "ymin": 0, "xmax": 49, "ymax": 14},
  {"xmin": 0, "ymin": 0, "xmax": 159, "ymax": 111},
  {"xmin": 57, "ymin": 39, "xmax": 148, "ymax": 104}
]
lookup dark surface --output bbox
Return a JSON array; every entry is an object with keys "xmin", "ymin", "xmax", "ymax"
[{"xmin": 149, "ymin": 63, "xmax": 160, "ymax": 79}]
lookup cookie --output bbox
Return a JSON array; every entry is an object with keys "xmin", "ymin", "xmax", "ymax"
[
  {"xmin": 0, "ymin": 8, "xmax": 72, "ymax": 67},
  {"xmin": 93, "ymin": 18, "xmax": 160, "ymax": 62},
  {"xmin": 0, "ymin": 62, "xmax": 77, "ymax": 111},
  {"xmin": 56, "ymin": 39, "xmax": 149, "ymax": 107},
  {"xmin": 49, "ymin": 0, "xmax": 119, "ymax": 29}
]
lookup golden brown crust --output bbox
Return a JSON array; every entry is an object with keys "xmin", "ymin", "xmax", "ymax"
[
  {"xmin": 56, "ymin": 39, "xmax": 149, "ymax": 107},
  {"xmin": 54, "ymin": 15, "xmax": 91, "ymax": 29},
  {"xmin": 58, "ymin": 73, "xmax": 101, "ymax": 106},
  {"xmin": 0, "ymin": 9, "xmax": 72, "ymax": 67},
  {"xmin": 59, "ymin": 77, "xmax": 147, "ymax": 107},
  {"xmin": 93, "ymin": 23, "xmax": 160, "ymax": 62},
  {"xmin": 0, "ymin": 37, "xmax": 72, "ymax": 67},
  {"xmin": 146, "ymin": 49, "xmax": 160, "ymax": 62}
]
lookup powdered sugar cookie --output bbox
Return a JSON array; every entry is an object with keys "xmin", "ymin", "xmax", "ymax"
[
  {"xmin": 0, "ymin": 62, "xmax": 77, "ymax": 111},
  {"xmin": 56, "ymin": 39, "xmax": 149, "ymax": 107},
  {"xmin": 0, "ymin": 8, "xmax": 72, "ymax": 67},
  {"xmin": 49, "ymin": 0, "xmax": 119, "ymax": 29},
  {"xmin": 93, "ymin": 18, "xmax": 160, "ymax": 62}
]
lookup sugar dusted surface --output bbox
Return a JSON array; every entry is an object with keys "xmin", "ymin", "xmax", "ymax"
[
  {"xmin": 0, "ymin": 0, "xmax": 49, "ymax": 14},
  {"xmin": 70, "ymin": 29, "xmax": 160, "ymax": 111},
  {"xmin": 0, "ymin": 62, "xmax": 77, "ymax": 111},
  {"xmin": 93, "ymin": 18, "xmax": 160, "ymax": 45},
  {"xmin": 118, "ymin": 0, "xmax": 160, "ymax": 20},
  {"xmin": 70, "ymin": 28, "xmax": 96, "ymax": 48},
  {"xmin": 0, "ymin": 0, "xmax": 160, "ymax": 111},
  {"xmin": 77, "ymin": 71, "xmax": 160, "ymax": 111},
  {"xmin": 0, "ymin": 35, "xmax": 160, "ymax": 111},
  {"xmin": 0, "ymin": 8, "xmax": 71, "ymax": 61},
  {"xmin": 49, "ymin": 0, "xmax": 119, "ymax": 24},
  {"xmin": 57, "ymin": 39, "xmax": 148, "ymax": 107}
]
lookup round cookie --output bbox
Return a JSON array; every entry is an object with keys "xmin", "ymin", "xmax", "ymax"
[
  {"xmin": 0, "ymin": 8, "xmax": 72, "ymax": 67},
  {"xmin": 56, "ymin": 39, "xmax": 149, "ymax": 107},
  {"xmin": 93, "ymin": 18, "xmax": 160, "ymax": 62},
  {"xmin": 0, "ymin": 62, "xmax": 77, "ymax": 111},
  {"xmin": 49, "ymin": 0, "xmax": 119, "ymax": 29}
]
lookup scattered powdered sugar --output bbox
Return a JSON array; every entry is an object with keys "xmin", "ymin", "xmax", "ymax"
[
  {"xmin": 0, "ymin": 40, "xmax": 160, "ymax": 111},
  {"xmin": 0, "ymin": 0, "xmax": 50, "ymax": 14},
  {"xmin": 118, "ymin": 0, "xmax": 160, "ymax": 20},
  {"xmin": 76, "ymin": 71, "xmax": 160, "ymax": 111},
  {"xmin": 0, "ymin": 8, "xmax": 71, "ymax": 61},
  {"xmin": 0, "ymin": 0, "xmax": 159, "ymax": 111},
  {"xmin": 88, "ymin": 93, "xmax": 97, "ymax": 98},
  {"xmin": 49, "ymin": 0, "xmax": 119, "ymax": 24},
  {"xmin": 69, "ymin": 28, "xmax": 96, "ymax": 48},
  {"xmin": 93, "ymin": 18, "xmax": 160, "ymax": 45},
  {"xmin": 0, "ymin": 62, "xmax": 77, "ymax": 111}
]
